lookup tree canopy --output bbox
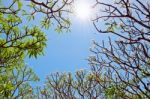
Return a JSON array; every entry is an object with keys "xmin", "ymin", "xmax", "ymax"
[
  {"xmin": 0, "ymin": 0, "xmax": 72, "ymax": 98},
  {"xmin": 0, "ymin": 0, "xmax": 150, "ymax": 99}
]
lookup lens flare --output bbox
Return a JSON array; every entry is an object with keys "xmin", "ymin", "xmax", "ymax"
[{"xmin": 74, "ymin": 1, "xmax": 92, "ymax": 20}]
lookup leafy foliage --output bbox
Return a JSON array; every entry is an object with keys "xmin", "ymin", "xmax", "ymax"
[
  {"xmin": 0, "ymin": 0, "xmax": 47, "ymax": 67},
  {"xmin": 32, "ymin": 70, "xmax": 106, "ymax": 99},
  {"xmin": 31, "ymin": 0, "xmax": 150, "ymax": 99},
  {"xmin": 0, "ymin": 62, "xmax": 39, "ymax": 98},
  {"xmin": 24, "ymin": 0, "xmax": 73, "ymax": 32},
  {"xmin": 91, "ymin": 0, "xmax": 150, "ymax": 98},
  {"xmin": 0, "ymin": 0, "xmax": 150, "ymax": 99},
  {"xmin": 0, "ymin": 0, "xmax": 73, "ymax": 98}
]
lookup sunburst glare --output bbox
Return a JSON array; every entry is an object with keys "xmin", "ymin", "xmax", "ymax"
[{"xmin": 74, "ymin": 1, "xmax": 92, "ymax": 20}]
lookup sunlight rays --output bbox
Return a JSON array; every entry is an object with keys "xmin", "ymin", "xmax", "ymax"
[{"xmin": 73, "ymin": 1, "xmax": 92, "ymax": 20}]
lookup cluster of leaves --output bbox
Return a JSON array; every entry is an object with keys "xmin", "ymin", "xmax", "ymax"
[
  {"xmin": 90, "ymin": 0, "xmax": 150, "ymax": 98},
  {"xmin": 0, "ymin": 1, "xmax": 43, "ymax": 99},
  {"xmin": 0, "ymin": 0, "xmax": 46, "ymax": 98},
  {"xmin": 23, "ymin": 0, "xmax": 73, "ymax": 33},
  {"xmin": 0, "ymin": 0, "xmax": 74, "ymax": 98},
  {"xmin": 0, "ymin": 0, "xmax": 150, "ymax": 99},
  {"xmin": 32, "ymin": 70, "xmax": 106, "ymax": 99},
  {"xmin": 31, "ymin": 0, "xmax": 150, "ymax": 99},
  {"xmin": 0, "ymin": 62, "xmax": 39, "ymax": 98},
  {"xmin": 0, "ymin": 0, "xmax": 47, "ymax": 67},
  {"xmin": 31, "ymin": 70, "xmax": 133, "ymax": 99}
]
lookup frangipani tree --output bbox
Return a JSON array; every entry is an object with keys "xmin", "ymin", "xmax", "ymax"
[
  {"xmin": 0, "ymin": 0, "xmax": 149, "ymax": 99},
  {"xmin": 0, "ymin": 62, "xmax": 39, "ymax": 98},
  {"xmin": 89, "ymin": 0, "xmax": 150, "ymax": 98},
  {"xmin": 35, "ymin": 0, "xmax": 150, "ymax": 98},
  {"xmin": 0, "ymin": 0, "xmax": 73, "ymax": 98}
]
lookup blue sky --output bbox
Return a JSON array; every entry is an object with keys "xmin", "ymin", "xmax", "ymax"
[
  {"xmin": 23, "ymin": 0, "xmax": 112, "ymax": 83},
  {"xmin": 26, "ymin": 17, "xmax": 103, "ymax": 82},
  {"xmin": 3, "ymin": 0, "xmax": 110, "ymax": 83}
]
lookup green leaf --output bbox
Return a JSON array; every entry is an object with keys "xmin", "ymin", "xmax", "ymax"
[
  {"xmin": 17, "ymin": 1, "xmax": 23, "ymax": 9},
  {"xmin": 41, "ymin": 18, "xmax": 51, "ymax": 29},
  {"xmin": 55, "ymin": 26, "xmax": 62, "ymax": 33}
]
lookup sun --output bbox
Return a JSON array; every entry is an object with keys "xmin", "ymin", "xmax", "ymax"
[{"xmin": 74, "ymin": 1, "xmax": 92, "ymax": 20}]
